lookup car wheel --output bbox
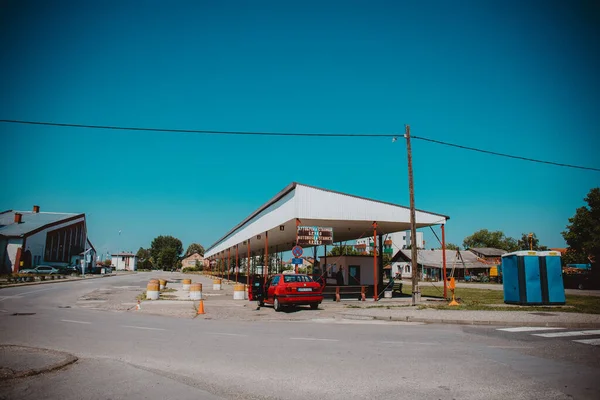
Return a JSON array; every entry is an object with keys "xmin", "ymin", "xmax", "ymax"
[
  {"xmin": 310, "ymin": 303, "xmax": 319, "ymax": 310},
  {"xmin": 273, "ymin": 297, "xmax": 281, "ymax": 312},
  {"xmin": 578, "ymin": 283, "xmax": 585, "ymax": 290}
]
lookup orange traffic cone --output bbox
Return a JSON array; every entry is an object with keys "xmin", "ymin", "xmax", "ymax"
[{"xmin": 197, "ymin": 300, "xmax": 205, "ymax": 315}]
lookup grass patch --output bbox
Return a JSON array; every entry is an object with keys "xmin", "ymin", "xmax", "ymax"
[
  {"xmin": 161, "ymin": 288, "xmax": 176, "ymax": 293},
  {"xmin": 403, "ymin": 285, "xmax": 600, "ymax": 314},
  {"xmin": 159, "ymin": 294, "xmax": 177, "ymax": 300},
  {"xmin": 136, "ymin": 292, "xmax": 146, "ymax": 301}
]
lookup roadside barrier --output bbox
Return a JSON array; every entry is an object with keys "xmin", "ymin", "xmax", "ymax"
[
  {"xmin": 146, "ymin": 282, "xmax": 159, "ymax": 300},
  {"xmin": 213, "ymin": 278, "xmax": 222, "ymax": 291},
  {"xmin": 233, "ymin": 284, "xmax": 245, "ymax": 300},
  {"xmin": 182, "ymin": 278, "xmax": 192, "ymax": 291},
  {"xmin": 159, "ymin": 279, "xmax": 167, "ymax": 290},
  {"xmin": 190, "ymin": 283, "xmax": 203, "ymax": 300}
]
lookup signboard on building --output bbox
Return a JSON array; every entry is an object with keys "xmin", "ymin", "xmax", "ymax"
[{"xmin": 297, "ymin": 226, "xmax": 334, "ymax": 246}]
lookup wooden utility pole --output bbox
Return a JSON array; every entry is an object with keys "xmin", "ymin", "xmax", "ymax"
[{"xmin": 405, "ymin": 125, "xmax": 420, "ymax": 306}]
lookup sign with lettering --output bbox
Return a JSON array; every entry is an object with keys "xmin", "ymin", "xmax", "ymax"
[{"xmin": 297, "ymin": 226, "xmax": 334, "ymax": 246}]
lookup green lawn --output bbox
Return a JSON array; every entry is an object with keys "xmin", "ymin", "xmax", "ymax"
[{"xmin": 399, "ymin": 285, "xmax": 600, "ymax": 314}]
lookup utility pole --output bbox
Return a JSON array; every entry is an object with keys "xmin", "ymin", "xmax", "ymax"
[{"xmin": 405, "ymin": 125, "xmax": 420, "ymax": 306}]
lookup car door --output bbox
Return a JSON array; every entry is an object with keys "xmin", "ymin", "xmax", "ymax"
[{"xmin": 267, "ymin": 276, "xmax": 280, "ymax": 303}]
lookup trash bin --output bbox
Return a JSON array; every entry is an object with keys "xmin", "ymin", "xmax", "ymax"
[{"xmin": 501, "ymin": 251, "xmax": 565, "ymax": 305}]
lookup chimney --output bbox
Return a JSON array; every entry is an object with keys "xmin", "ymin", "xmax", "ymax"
[
  {"xmin": 14, "ymin": 213, "xmax": 23, "ymax": 223},
  {"xmin": 33, "ymin": 205, "xmax": 40, "ymax": 213}
]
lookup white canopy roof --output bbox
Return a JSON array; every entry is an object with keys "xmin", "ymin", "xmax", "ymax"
[{"xmin": 205, "ymin": 183, "xmax": 448, "ymax": 258}]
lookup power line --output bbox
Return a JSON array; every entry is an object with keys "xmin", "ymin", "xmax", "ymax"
[
  {"xmin": 1, "ymin": 118, "xmax": 598, "ymax": 172},
  {"xmin": 0, "ymin": 119, "xmax": 390, "ymax": 138},
  {"xmin": 410, "ymin": 135, "xmax": 600, "ymax": 172}
]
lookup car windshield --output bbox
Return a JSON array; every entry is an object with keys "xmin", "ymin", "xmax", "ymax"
[{"xmin": 283, "ymin": 275, "xmax": 314, "ymax": 283}]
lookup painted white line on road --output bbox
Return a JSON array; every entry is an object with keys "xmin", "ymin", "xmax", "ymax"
[
  {"xmin": 289, "ymin": 337, "xmax": 339, "ymax": 342},
  {"xmin": 205, "ymin": 332, "xmax": 247, "ymax": 337},
  {"xmin": 61, "ymin": 319, "xmax": 92, "ymax": 324},
  {"xmin": 122, "ymin": 325, "xmax": 166, "ymax": 331},
  {"xmin": 488, "ymin": 346, "xmax": 534, "ymax": 349},
  {"xmin": 0, "ymin": 287, "xmax": 56, "ymax": 301},
  {"xmin": 380, "ymin": 341, "xmax": 439, "ymax": 346},
  {"xmin": 533, "ymin": 330, "xmax": 600, "ymax": 338},
  {"xmin": 497, "ymin": 327, "xmax": 565, "ymax": 332},
  {"xmin": 573, "ymin": 338, "xmax": 600, "ymax": 346}
]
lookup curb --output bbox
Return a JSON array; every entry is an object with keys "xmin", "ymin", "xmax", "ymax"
[
  {"xmin": 0, "ymin": 274, "xmax": 116, "ymax": 289},
  {"xmin": 341, "ymin": 313, "xmax": 600, "ymax": 328},
  {"xmin": 0, "ymin": 345, "xmax": 78, "ymax": 380}
]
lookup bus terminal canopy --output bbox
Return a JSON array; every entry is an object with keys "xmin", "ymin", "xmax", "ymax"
[{"xmin": 204, "ymin": 182, "xmax": 449, "ymax": 259}]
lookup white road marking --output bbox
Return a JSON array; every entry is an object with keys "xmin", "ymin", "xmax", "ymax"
[
  {"xmin": 61, "ymin": 319, "xmax": 91, "ymax": 324},
  {"xmin": 488, "ymin": 346, "xmax": 534, "ymax": 349},
  {"xmin": 573, "ymin": 338, "xmax": 600, "ymax": 346},
  {"xmin": 122, "ymin": 325, "xmax": 166, "ymax": 331},
  {"xmin": 497, "ymin": 327, "xmax": 565, "ymax": 332},
  {"xmin": 380, "ymin": 341, "xmax": 439, "ymax": 345},
  {"xmin": 205, "ymin": 332, "xmax": 247, "ymax": 337},
  {"xmin": 289, "ymin": 337, "xmax": 339, "ymax": 342},
  {"xmin": 0, "ymin": 287, "xmax": 55, "ymax": 301},
  {"xmin": 533, "ymin": 330, "xmax": 600, "ymax": 338}
]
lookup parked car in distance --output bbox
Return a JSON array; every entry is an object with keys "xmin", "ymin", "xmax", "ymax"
[
  {"xmin": 260, "ymin": 273, "xmax": 324, "ymax": 311},
  {"xmin": 20, "ymin": 265, "xmax": 60, "ymax": 274},
  {"xmin": 58, "ymin": 265, "xmax": 81, "ymax": 274}
]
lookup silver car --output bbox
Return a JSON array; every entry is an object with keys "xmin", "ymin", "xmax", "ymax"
[{"xmin": 20, "ymin": 266, "xmax": 60, "ymax": 274}]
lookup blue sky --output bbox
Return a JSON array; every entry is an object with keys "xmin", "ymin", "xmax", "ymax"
[{"xmin": 1, "ymin": 0, "xmax": 598, "ymax": 258}]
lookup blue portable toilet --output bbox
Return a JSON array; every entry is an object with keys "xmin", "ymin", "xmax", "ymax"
[{"xmin": 501, "ymin": 251, "xmax": 566, "ymax": 305}]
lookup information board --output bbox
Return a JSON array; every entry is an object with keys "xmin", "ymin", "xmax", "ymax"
[{"xmin": 297, "ymin": 226, "xmax": 334, "ymax": 246}]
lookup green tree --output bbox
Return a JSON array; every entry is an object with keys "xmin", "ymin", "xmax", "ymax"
[
  {"xmin": 103, "ymin": 258, "xmax": 112, "ymax": 267},
  {"xmin": 150, "ymin": 236, "xmax": 183, "ymax": 269},
  {"xmin": 184, "ymin": 243, "xmax": 205, "ymax": 257},
  {"xmin": 463, "ymin": 229, "xmax": 518, "ymax": 251},
  {"xmin": 562, "ymin": 188, "xmax": 600, "ymax": 278},
  {"xmin": 136, "ymin": 247, "xmax": 150, "ymax": 260},
  {"xmin": 158, "ymin": 247, "xmax": 179, "ymax": 270},
  {"xmin": 516, "ymin": 233, "xmax": 547, "ymax": 251},
  {"xmin": 328, "ymin": 245, "xmax": 361, "ymax": 256}
]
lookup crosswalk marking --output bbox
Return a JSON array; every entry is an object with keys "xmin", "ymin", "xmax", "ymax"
[
  {"xmin": 497, "ymin": 327, "xmax": 565, "ymax": 333},
  {"xmin": 573, "ymin": 338, "xmax": 600, "ymax": 346},
  {"xmin": 533, "ymin": 330, "xmax": 600, "ymax": 338}
]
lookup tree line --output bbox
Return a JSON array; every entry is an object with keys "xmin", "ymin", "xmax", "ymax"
[{"xmin": 135, "ymin": 236, "xmax": 205, "ymax": 270}]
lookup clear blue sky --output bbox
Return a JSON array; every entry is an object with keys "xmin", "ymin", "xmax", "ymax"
[{"xmin": 1, "ymin": 0, "xmax": 598, "ymax": 258}]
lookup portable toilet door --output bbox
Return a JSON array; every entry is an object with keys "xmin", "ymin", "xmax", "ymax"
[
  {"xmin": 538, "ymin": 251, "xmax": 566, "ymax": 305},
  {"xmin": 501, "ymin": 251, "xmax": 542, "ymax": 305}
]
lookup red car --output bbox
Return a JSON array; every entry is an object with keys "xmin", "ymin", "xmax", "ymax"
[{"xmin": 260, "ymin": 274, "xmax": 323, "ymax": 311}]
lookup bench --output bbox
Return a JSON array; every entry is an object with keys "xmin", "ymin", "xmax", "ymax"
[
  {"xmin": 392, "ymin": 281, "xmax": 403, "ymax": 296},
  {"xmin": 322, "ymin": 285, "xmax": 367, "ymax": 301}
]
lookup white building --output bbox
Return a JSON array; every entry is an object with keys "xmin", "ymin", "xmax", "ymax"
[
  {"xmin": 355, "ymin": 231, "xmax": 424, "ymax": 255},
  {"xmin": 0, "ymin": 206, "xmax": 96, "ymax": 273},
  {"xmin": 111, "ymin": 252, "xmax": 137, "ymax": 271}
]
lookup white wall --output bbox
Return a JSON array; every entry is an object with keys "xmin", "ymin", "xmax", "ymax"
[
  {"xmin": 6, "ymin": 238, "xmax": 24, "ymax": 272},
  {"xmin": 112, "ymin": 255, "xmax": 137, "ymax": 270},
  {"xmin": 321, "ymin": 256, "xmax": 375, "ymax": 285}
]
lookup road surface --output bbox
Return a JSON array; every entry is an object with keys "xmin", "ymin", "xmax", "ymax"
[{"xmin": 1, "ymin": 274, "xmax": 598, "ymax": 399}]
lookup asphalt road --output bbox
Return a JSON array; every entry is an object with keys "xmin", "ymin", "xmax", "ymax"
[{"xmin": 1, "ymin": 274, "xmax": 599, "ymax": 400}]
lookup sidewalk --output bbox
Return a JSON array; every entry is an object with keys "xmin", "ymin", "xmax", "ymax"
[{"xmin": 128, "ymin": 272, "xmax": 600, "ymax": 328}]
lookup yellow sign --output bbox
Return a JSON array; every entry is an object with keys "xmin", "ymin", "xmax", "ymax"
[{"xmin": 490, "ymin": 266, "xmax": 498, "ymax": 277}]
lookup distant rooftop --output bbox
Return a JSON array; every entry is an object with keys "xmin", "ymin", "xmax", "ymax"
[
  {"xmin": 468, "ymin": 248, "xmax": 508, "ymax": 257},
  {"xmin": 0, "ymin": 210, "xmax": 82, "ymax": 237}
]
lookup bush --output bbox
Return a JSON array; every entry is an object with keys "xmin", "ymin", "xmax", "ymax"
[{"xmin": 182, "ymin": 266, "xmax": 202, "ymax": 273}]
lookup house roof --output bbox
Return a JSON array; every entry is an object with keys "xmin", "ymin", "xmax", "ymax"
[
  {"xmin": 0, "ymin": 210, "xmax": 83, "ymax": 237},
  {"xmin": 468, "ymin": 248, "xmax": 508, "ymax": 257},
  {"xmin": 392, "ymin": 249, "xmax": 490, "ymax": 269},
  {"xmin": 205, "ymin": 182, "xmax": 449, "ymax": 258}
]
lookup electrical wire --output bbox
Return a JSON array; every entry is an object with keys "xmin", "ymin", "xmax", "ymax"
[{"xmin": 1, "ymin": 118, "xmax": 598, "ymax": 172}]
